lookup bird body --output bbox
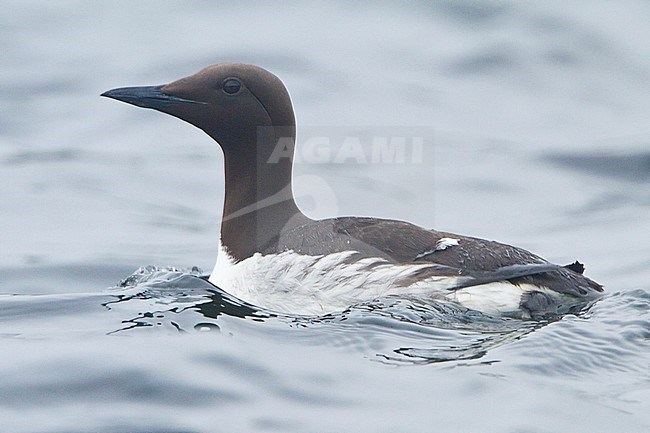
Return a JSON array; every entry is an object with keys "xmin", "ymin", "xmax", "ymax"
[{"xmin": 103, "ymin": 63, "xmax": 602, "ymax": 318}]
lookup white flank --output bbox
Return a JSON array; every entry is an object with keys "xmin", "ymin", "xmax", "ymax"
[
  {"xmin": 209, "ymin": 241, "xmax": 566, "ymax": 317},
  {"xmin": 448, "ymin": 282, "xmax": 558, "ymax": 317},
  {"xmin": 210, "ymin": 242, "xmax": 462, "ymax": 315}
]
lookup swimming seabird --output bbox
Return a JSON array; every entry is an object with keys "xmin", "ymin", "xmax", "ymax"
[{"xmin": 102, "ymin": 63, "xmax": 603, "ymax": 318}]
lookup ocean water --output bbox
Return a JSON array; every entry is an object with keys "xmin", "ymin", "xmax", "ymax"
[{"xmin": 1, "ymin": 1, "xmax": 649, "ymax": 432}]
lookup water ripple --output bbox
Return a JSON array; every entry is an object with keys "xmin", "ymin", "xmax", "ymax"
[
  {"xmin": 104, "ymin": 267, "xmax": 544, "ymax": 364},
  {"xmin": 502, "ymin": 289, "xmax": 650, "ymax": 377},
  {"xmin": 3, "ymin": 267, "xmax": 645, "ymax": 371}
]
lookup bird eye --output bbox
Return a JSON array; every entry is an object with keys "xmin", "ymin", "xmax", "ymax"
[{"xmin": 222, "ymin": 78, "xmax": 241, "ymax": 94}]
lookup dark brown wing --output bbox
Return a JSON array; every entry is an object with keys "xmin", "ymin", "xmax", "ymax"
[{"xmin": 264, "ymin": 216, "xmax": 603, "ymax": 298}]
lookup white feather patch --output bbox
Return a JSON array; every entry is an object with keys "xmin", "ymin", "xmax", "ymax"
[
  {"xmin": 449, "ymin": 283, "xmax": 567, "ymax": 318},
  {"xmin": 210, "ymin": 243, "xmax": 462, "ymax": 315},
  {"xmin": 414, "ymin": 237, "xmax": 460, "ymax": 260},
  {"xmin": 437, "ymin": 237, "xmax": 460, "ymax": 250},
  {"xmin": 209, "ymin": 242, "xmax": 566, "ymax": 317}
]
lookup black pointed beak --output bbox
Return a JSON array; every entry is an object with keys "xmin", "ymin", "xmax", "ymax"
[{"xmin": 101, "ymin": 85, "xmax": 206, "ymax": 111}]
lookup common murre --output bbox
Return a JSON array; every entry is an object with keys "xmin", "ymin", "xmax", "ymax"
[{"xmin": 102, "ymin": 62, "xmax": 603, "ymax": 318}]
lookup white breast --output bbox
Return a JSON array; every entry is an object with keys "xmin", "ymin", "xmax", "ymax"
[{"xmin": 208, "ymin": 241, "xmax": 562, "ymax": 317}]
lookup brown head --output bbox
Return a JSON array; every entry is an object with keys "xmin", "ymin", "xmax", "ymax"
[
  {"xmin": 102, "ymin": 62, "xmax": 295, "ymax": 151},
  {"xmin": 102, "ymin": 63, "xmax": 309, "ymax": 261}
]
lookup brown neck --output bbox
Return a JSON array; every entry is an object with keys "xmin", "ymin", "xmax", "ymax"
[{"xmin": 217, "ymin": 126, "xmax": 311, "ymax": 261}]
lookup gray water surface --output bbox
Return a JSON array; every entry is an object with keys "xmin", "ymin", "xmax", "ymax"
[{"xmin": 1, "ymin": 1, "xmax": 649, "ymax": 432}]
